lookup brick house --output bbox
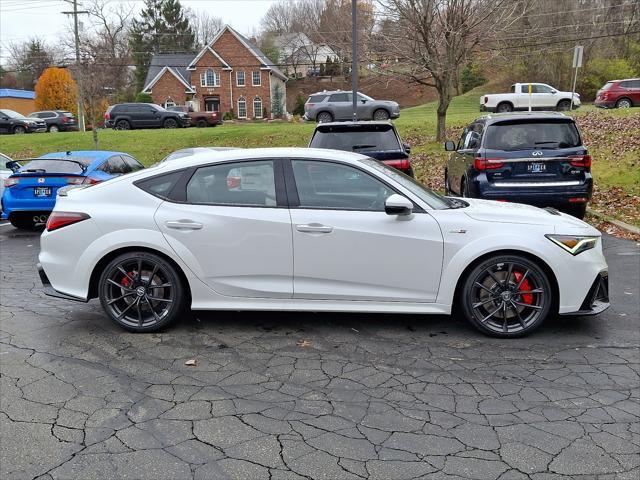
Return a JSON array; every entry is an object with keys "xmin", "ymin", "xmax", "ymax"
[{"xmin": 142, "ymin": 26, "xmax": 287, "ymax": 119}]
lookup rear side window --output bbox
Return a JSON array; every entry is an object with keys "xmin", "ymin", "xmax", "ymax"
[
  {"xmin": 136, "ymin": 171, "xmax": 184, "ymax": 199},
  {"xmin": 122, "ymin": 155, "xmax": 144, "ymax": 172},
  {"xmin": 308, "ymin": 94, "xmax": 328, "ymax": 103},
  {"xmin": 484, "ymin": 121, "xmax": 581, "ymax": 150},
  {"xmin": 310, "ymin": 127, "xmax": 401, "ymax": 152},
  {"xmin": 329, "ymin": 93, "xmax": 349, "ymax": 102},
  {"xmin": 19, "ymin": 160, "xmax": 84, "ymax": 174},
  {"xmin": 619, "ymin": 80, "xmax": 640, "ymax": 89},
  {"xmin": 601, "ymin": 82, "xmax": 614, "ymax": 90}
]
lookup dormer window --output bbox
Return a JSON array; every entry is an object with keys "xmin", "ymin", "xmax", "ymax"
[{"xmin": 200, "ymin": 69, "xmax": 220, "ymax": 87}]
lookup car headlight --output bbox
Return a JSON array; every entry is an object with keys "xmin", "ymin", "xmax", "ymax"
[{"xmin": 546, "ymin": 234, "xmax": 598, "ymax": 256}]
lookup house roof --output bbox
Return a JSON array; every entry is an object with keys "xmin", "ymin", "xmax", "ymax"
[
  {"xmin": 143, "ymin": 65, "xmax": 196, "ymax": 94},
  {"xmin": 0, "ymin": 89, "xmax": 35, "ymax": 99},
  {"xmin": 186, "ymin": 46, "xmax": 232, "ymax": 71},
  {"xmin": 143, "ymin": 54, "xmax": 194, "ymax": 92},
  {"xmin": 228, "ymin": 26, "xmax": 287, "ymax": 81}
]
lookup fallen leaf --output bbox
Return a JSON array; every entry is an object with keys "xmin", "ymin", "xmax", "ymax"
[
  {"xmin": 297, "ymin": 339, "xmax": 312, "ymax": 347},
  {"xmin": 185, "ymin": 359, "xmax": 197, "ymax": 366}
]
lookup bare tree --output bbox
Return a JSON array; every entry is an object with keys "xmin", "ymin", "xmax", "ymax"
[
  {"xmin": 378, "ymin": 0, "xmax": 523, "ymax": 140},
  {"xmin": 185, "ymin": 8, "xmax": 224, "ymax": 47}
]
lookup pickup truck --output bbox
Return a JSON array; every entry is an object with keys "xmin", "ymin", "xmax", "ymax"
[
  {"xmin": 481, "ymin": 83, "xmax": 580, "ymax": 113},
  {"xmin": 167, "ymin": 106, "xmax": 220, "ymax": 127}
]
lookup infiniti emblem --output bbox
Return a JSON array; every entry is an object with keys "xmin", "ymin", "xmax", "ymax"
[{"xmin": 532, "ymin": 151, "xmax": 543, "ymax": 156}]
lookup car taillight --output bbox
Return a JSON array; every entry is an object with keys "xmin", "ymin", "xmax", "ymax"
[
  {"xmin": 104, "ymin": 112, "xmax": 110, "ymax": 120},
  {"xmin": 483, "ymin": 96, "xmax": 488, "ymax": 104},
  {"xmin": 4, "ymin": 177, "xmax": 19, "ymax": 187},
  {"xmin": 474, "ymin": 156, "xmax": 504, "ymax": 170},
  {"xmin": 82, "ymin": 176, "xmax": 103, "ymax": 185},
  {"xmin": 382, "ymin": 159, "xmax": 411, "ymax": 170},
  {"xmin": 46, "ymin": 212, "xmax": 90, "ymax": 231},
  {"xmin": 568, "ymin": 154, "xmax": 591, "ymax": 169},
  {"xmin": 66, "ymin": 177, "xmax": 84, "ymax": 185}
]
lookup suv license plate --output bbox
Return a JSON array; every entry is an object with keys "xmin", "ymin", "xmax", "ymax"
[
  {"xmin": 34, "ymin": 187, "xmax": 52, "ymax": 197},
  {"xmin": 528, "ymin": 163, "xmax": 546, "ymax": 173}
]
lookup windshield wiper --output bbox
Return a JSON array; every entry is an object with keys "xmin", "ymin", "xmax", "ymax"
[
  {"xmin": 352, "ymin": 144, "xmax": 377, "ymax": 150},
  {"xmin": 446, "ymin": 197, "xmax": 467, "ymax": 209}
]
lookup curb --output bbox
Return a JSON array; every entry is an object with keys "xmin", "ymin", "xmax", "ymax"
[{"xmin": 587, "ymin": 208, "xmax": 640, "ymax": 235}]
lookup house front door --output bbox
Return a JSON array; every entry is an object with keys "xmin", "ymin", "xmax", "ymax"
[{"xmin": 204, "ymin": 97, "xmax": 220, "ymax": 112}]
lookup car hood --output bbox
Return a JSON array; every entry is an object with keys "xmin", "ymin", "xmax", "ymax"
[{"xmin": 461, "ymin": 198, "xmax": 597, "ymax": 233}]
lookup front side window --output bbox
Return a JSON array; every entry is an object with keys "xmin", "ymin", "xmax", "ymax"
[
  {"xmin": 237, "ymin": 97, "xmax": 247, "ymax": 118},
  {"xmin": 236, "ymin": 71, "xmax": 245, "ymax": 86},
  {"xmin": 252, "ymin": 71, "xmax": 261, "ymax": 86},
  {"xmin": 534, "ymin": 84, "xmax": 552, "ymax": 94},
  {"xmin": 186, "ymin": 160, "xmax": 276, "ymax": 206},
  {"xmin": 253, "ymin": 97, "xmax": 263, "ymax": 118},
  {"xmin": 292, "ymin": 160, "xmax": 392, "ymax": 211}
]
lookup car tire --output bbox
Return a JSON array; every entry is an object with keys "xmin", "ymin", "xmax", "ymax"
[
  {"xmin": 317, "ymin": 111, "xmax": 333, "ymax": 123},
  {"xmin": 460, "ymin": 254, "xmax": 553, "ymax": 337},
  {"xmin": 10, "ymin": 214, "xmax": 35, "ymax": 229},
  {"xmin": 565, "ymin": 203, "xmax": 587, "ymax": 220},
  {"xmin": 163, "ymin": 118, "xmax": 178, "ymax": 128},
  {"xmin": 616, "ymin": 98, "xmax": 632, "ymax": 109},
  {"xmin": 13, "ymin": 125, "xmax": 26, "ymax": 134},
  {"xmin": 557, "ymin": 100, "xmax": 572, "ymax": 111},
  {"xmin": 98, "ymin": 251, "xmax": 186, "ymax": 333},
  {"xmin": 461, "ymin": 178, "xmax": 472, "ymax": 198},
  {"xmin": 115, "ymin": 119, "xmax": 131, "ymax": 130},
  {"xmin": 496, "ymin": 102, "xmax": 513, "ymax": 113},
  {"xmin": 373, "ymin": 109, "xmax": 390, "ymax": 120},
  {"xmin": 444, "ymin": 170, "xmax": 453, "ymax": 195},
  {"xmin": 49, "ymin": 125, "xmax": 60, "ymax": 133},
  {"xmin": 196, "ymin": 119, "xmax": 208, "ymax": 128},
  {"xmin": 404, "ymin": 167, "xmax": 414, "ymax": 178}
]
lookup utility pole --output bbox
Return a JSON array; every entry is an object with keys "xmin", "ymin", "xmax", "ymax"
[
  {"xmin": 351, "ymin": 0, "xmax": 358, "ymax": 122},
  {"xmin": 62, "ymin": 0, "xmax": 89, "ymax": 132}
]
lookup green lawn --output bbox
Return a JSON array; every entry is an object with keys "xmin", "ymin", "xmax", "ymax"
[{"xmin": 1, "ymin": 89, "xmax": 638, "ymax": 225}]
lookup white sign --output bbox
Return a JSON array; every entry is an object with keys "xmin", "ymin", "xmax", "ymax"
[{"xmin": 573, "ymin": 46, "xmax": 584, "ymax": 68}]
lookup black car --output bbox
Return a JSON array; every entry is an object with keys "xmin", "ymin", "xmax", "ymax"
[
  {"xmin": 0, "ymin": 109, "xmax": 47, "ymax": 134},
  {"xmin": 104, "ymin": 103, "xmax": 190, "ymax": 130},
  {"xmin": 28, "ymin": 110, "xmax": 79, "ymax": 132},
  {"xmin": 309, "ymin": 121, "xmax": 413, "ymax": 176},
  {"xmin": 444, "ymin": 112, "xmax": 592, "ymax": 218}
]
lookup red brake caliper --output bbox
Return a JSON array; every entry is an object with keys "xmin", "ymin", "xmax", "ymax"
[
  {"xmin": 513, "ymin": 271, "xmax": 533, "ymax": 305},
  {"xmin": 120, "ymin": 271, "xmax": 136, "ymax": 288}
]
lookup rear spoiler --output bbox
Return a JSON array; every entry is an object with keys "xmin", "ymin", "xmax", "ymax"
[{"xmin": 17, "ymin": 158, "xmax": 88, "ymax": 172}]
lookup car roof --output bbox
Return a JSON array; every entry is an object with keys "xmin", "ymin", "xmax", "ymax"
[
  {"xmin": 608, "ymin": 78, "xmax": 640, "ymax": 82},
  {"xmin": 476, "ymin": 112, "xmax": 574, "ymax": 125},
  {"xmin": 316, "ymin": 120, "xmax": 394, "ymax": 128},
  {"xmin": 309, "ymin": 90, "xmax": 355, "ymax": 96},
  {"xmin": 39, "ymin": 151, "xmax": 127, "ymax": 163}
]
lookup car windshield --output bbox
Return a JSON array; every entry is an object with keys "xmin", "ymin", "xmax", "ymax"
[
  {"xmin": 484, "ymin": 120, "xmax": 581, "ymax": 150},
  {"xmin": 1, "ymin": 109, "xmax": 27, "ymax": 119},
  {"xmin": 358, "ymin": 93, "xmax": 374, "ymax": 101},
  {"xmin": 19, "ymin": 159, "xmax": 88, "ymax": 174},
  {"xmin": 359, "ymin": 158, "xmax": 456, "ymax": 210},
  {"xmin": 311, "ymin": 126, "xmax": 401, "ymax": 152}
]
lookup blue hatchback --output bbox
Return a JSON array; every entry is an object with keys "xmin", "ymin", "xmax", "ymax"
[{"xmin": 1, "ymin": 151, "xmax": 144, "ymax": 228}]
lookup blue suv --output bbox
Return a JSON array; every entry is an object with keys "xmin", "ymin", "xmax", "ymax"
[
  {"xmin": 2, "ymin": 150, "xmax": 143, "ymax": 229},
  {"xmin": 444, "ymin": 113, "xmax": 592, "ymax": 218}
]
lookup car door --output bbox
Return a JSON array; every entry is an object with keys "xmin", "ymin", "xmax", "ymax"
[
  {"xmin": 329, "ymin": 93, "xmax": 351, "ymax": 120},
  {"xmin": 154, "ymin": 159, "xmax": 293, "ymax": 298},
  {"xmin": 0, "ymin": 111, "xmax": 10, "ymax": 133},
  {"xmin": 450, "ymin": 125, "xmax": 480, "ymax": 193},
  {"xmin": 532, "ymin": 84, "xmax": 554, "ymax": 109},
  {"xmin": 287, "ymin": 159, "xmax": 443, "ymax": 302}
]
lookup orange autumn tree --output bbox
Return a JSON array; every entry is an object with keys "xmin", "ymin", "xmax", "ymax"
[{"xmin": 34, "ymin": 67, "xmax": 78, "ymax": 114}]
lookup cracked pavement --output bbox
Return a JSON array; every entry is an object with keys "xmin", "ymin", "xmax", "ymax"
[{"xmin": 1, "ymin": 226, "xmax": 638, "ymax": 480}]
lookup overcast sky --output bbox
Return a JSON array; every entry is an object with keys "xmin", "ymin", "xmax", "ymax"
[{"xmin": 0, "ymin": 0, "xmax": 279, "ymax": 65}]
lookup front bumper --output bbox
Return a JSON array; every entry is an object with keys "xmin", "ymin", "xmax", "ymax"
[
  {"xmin": 561, "ymin": 271, "xmax": 610, "ymax": 316},
  {"xmin": 27, "ymin": 125, "xmax": 47, "ymax": 133},
  {"xmin": 37, "ymin": 263, "xmax": 87, "ymax": 302}
]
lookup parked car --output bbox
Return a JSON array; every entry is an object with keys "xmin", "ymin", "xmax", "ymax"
[
  {"xmin": 444, "ymin": 112, "xmax": 592, "ymax": 219},
  {"xmin": 161, "ymin": 147, "xmax": 241, "ymax": 163},
  {"xmin": 28, "ymin": 110, "xmax": 79, "ymax": 132},
  {"xmin": 308, "ymin": 121, "xmax": 414, "ymax": 176},
  {"xmin": 104, "ymin": 103, "xmax": 190, "ymax": 130},
  {"xmin": 166, "ymin": 106, "xmax": 220, "ymax": 127},
  {"xmin": 0, "ymin": 153, "xmax": 19, "ymax": 210},
  {"xmin": 595, "ymin": 78, "xmax": 640, "ymax": 109},
  {"xmin": 38, "ymin": 147, "xmax": 608, "ymax": 338},
  {"xmin": 481, "ymin": 83, "xmax": 581, "ymax": 113},
  {"xmin": 0, "ymin": 109, "xmax": 47, "ymax": 134},
  {"xmin": 304, "ymin": 90, "xmax": 400, "ymax": 122},
  {"xmin": 1, "ymin": 150, "xmax": 144, "ymax": 229}
]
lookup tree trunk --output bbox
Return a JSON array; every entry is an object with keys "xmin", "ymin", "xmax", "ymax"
[{"xmin": 436, "ymin": 82, "xmax": 453, "ymax": 142}]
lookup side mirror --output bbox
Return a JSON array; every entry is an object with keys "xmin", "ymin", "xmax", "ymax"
[
  {"xmin": 6, "ymin": 160, "xmax": 21, "ymax": 172},
  {"xmin": 360, "ymin": 99, "xmax": 367, "ymax": 103},
  {"xmin": 550, "ymin": 89, "xmax": 557, "ymax": 94},
  {"xmin": 385, "ymin": 194, "xmax": 413, "ymax": 216},
  {"xmin": 444, "ymin": 140, "xmax": 456, "ymax": 151},
  {"xmin": 403, "ymin": 143, "xmax": 411, "ymax": 154}
]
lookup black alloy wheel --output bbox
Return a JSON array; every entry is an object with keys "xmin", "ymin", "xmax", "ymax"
[
  {"xmin": 461, "ymin": 255, "xmax": 553, "ymax": 337},
  {"xmin": 98, "ymin": 252, "xmax": 185, "ymax": 332},
  {"xmin": 13, "ymin": 125, "xmax": 26, "ymax": 134},
  {"xmin": 196, "ymin": 119, "xmax": 208, "ymax": 128},
  {"xmin": 163, "ymin": 118, "xmax": 178, "ymax": 128},
  {"xmin": 115, "ymin": 119, "xmax": 131, "ymax": 130}
]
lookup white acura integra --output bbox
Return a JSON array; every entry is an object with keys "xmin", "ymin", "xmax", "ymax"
[{"xmin": 38, "ymin": 148, "xmax": 609, "ymax": 337}]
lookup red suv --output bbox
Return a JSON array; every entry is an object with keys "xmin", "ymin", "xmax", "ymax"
[{"xmin": 595, "ymin": 78, "xmax": 640, "ymax": 109}]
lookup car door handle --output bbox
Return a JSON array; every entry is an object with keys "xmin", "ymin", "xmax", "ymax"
[
  {"xmin": 165, "ymin": 220, "xmax": 203, "ymax": 230},
  {"xmin": 296, "ymin": 223, "xmax": 333, "ymax": 234}
]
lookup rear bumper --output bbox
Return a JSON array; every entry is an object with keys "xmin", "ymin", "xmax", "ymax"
[
  {"xmin": 560, "ymin": 271, "xmax": 609, "ymax": 316},
  {"xmin": 474, "ymin": 175, "xmax": 593, "ymax": 206},
  {"xmin": 1, "ymin": 195, "xmax": 56, "ymax": 218},
  {"xmin": 480, "ymin": 105, "xmax": 496, "ymax": 112},
  {"xmin": 37, "ymin": 263, "xmax": 87, "ymax": 302},
  {"xmin": 594, "ymin": 100, "xmax": 617, "ymax": 109}
]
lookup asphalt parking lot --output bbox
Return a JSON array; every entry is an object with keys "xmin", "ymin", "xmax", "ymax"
[{"xmin": 0, "ymin": 224, "xmax": 638, "ymax": 480}]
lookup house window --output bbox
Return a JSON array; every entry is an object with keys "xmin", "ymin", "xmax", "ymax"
[
  {"xmin": 252, "ymin": 71, "xmax": 261, "ymax": 86},
  {"xmin": 164, "ymin": 98, "xmax": 176, "ymax": 108},
  {"xmin": 237, "ymin": 97, "xmax": 247, "ymax": 118},
  {"xmin": 236, "ymin": 71, "xmax": 245, "ymax": 87},
  {"xmin": 253, "ymin": 97, "xmax": 263, "ymax": 118},
  {"xmin": 200, "ymin": 69, "xmax": 220, "ymax": 87}
]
